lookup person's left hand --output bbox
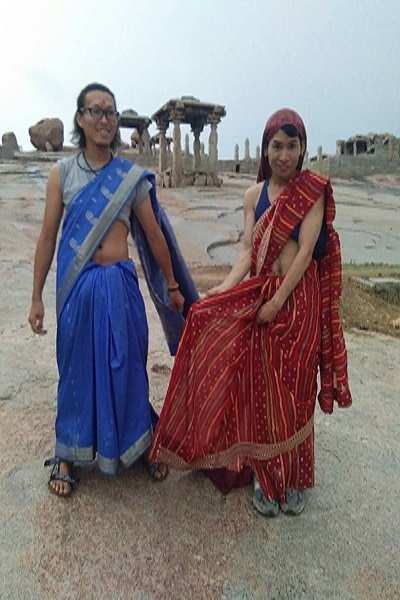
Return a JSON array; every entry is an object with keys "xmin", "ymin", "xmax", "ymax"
[
  {"xmin": 169, "ymin": 289, "xmax": 185, "ymax": 312},
  {"xmin": 256, "ymin": 298, "xmax": 281, "ymax": 324}
]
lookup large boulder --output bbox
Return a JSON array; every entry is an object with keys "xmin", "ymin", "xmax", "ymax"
[
  {"xmin": 2, "ymin": 132, "xmax": 19, "ymax": 150},
  {"xmin": 1, "ymin": 132, "xmax": 19, "ymax": 158},
  {"xmin": 29, "ymin": 118, "xmax": 64, "ymax": 151}
]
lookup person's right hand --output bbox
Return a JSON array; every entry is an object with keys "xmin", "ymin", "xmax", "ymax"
[
  {"xmin": 169, "ymin": 289, "xmax": 185, "ymax": 313},
  {"xmin": 28, "ymin": 300, "xmax": 47, "ymax": 335}
]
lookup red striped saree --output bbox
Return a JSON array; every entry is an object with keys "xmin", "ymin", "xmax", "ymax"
[{"xmin": 150, "ymin": 170, "xmax": 352, "ymax": 501}]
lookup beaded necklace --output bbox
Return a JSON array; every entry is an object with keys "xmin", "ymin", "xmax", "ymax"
[{"xmin": 77, "ymin": 151, "xmax": 113, "ymax": 176}]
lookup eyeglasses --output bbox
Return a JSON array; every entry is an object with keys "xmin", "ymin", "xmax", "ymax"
[{"xmin": 80, "ymin": 106, "xmax": 120, "ymax": 122}]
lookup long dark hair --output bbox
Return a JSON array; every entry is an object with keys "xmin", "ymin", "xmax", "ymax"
[{"xmin": 71, "ymin": 82, "xmax": 121, "ymax": 151}]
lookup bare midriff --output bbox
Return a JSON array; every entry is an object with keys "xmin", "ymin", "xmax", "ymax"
[
  {"xmin": 91, "ymin": 221, "xmax": 130, "ymax": 265},
  {"xmin": 271, "ymin": 238, "xmax": 299, "ymax": 276}
]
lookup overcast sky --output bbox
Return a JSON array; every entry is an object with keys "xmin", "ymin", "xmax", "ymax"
[{"xmin": 1, "ymin": 0, "xmax": 399, "ymax": 158}]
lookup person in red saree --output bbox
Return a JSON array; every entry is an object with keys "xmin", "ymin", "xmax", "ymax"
[{"xmin": 149, "ymin": 108, "xmax": 352, "ymax": 516}]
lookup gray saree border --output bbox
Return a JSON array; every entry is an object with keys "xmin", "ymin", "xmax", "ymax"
[
  {"xmin": 56, "ymin": 163, "xmax": 145, "ymax": 319},
  {"xmin": 98, "ymin": 429, "xmax": 152, "ymax": 475},
  {"xmin": 55, "ymin": 440, "xmax": 94, "ymax": 463},
  {"xmin": 55, "ymin": 428, "xmax": 152, "ymax": 475}
]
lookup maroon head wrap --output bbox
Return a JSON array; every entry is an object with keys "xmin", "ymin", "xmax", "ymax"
[{"xmin": 257, "ymin": 108, "xmax": 307, "ymax": 182}]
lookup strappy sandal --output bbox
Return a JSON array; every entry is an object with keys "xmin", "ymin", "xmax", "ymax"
[{"xmin": 44, "ymin": 457, "xmax": 78, "ymax": 498}]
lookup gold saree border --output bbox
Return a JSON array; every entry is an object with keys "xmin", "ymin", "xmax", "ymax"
[{"xmin": 157, "ymin": 415, "xmax": 314, "ymax": 470}]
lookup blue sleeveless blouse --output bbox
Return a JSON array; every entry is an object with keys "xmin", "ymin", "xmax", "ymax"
[{"xmin": 254, "ymin": 181, "xmax": 327, "ymax": 260}]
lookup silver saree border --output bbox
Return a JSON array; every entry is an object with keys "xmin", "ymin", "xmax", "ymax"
[{"xmin": 55, "ymin": 428, "xmax": 153, "ymax": 476}]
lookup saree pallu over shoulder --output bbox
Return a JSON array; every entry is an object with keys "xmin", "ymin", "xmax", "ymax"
[
  {"xmin": 294, "ymin": 171, "xmax": 352, "ymax": 411},
  {"xmin": 131, "ymin": 182, "xmax": 198, "ymax": 355},
  {"xmin": 57, "ymin": 158, "xmax": 143, "ymax": 319},
  {"xmin": 317, "ymin": 177, "xmax": 352, "ymax": 412}
]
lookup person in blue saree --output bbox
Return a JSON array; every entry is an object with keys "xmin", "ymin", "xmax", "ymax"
[{"xmin": 28, "ymin": 82, "xmax": 197, "ymax": 497}]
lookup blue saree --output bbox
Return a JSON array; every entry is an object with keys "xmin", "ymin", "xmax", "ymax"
[{"xmin": 55, "ymin": 157, "xmax": 198, "ymax": 474}]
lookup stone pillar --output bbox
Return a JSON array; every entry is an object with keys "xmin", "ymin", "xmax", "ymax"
[
  {"xmin": 158, "ymin": 123, "xmax": 168, "ymax": 172},
  {"xmin": 317, "ymin": 146, "xmax": 323, "ymax": 162},
  {"xmin": 183, "ymin": 133, "xmax": 191, "ymax": 170},
  {"xmin": 172, "ymin": 110, "xmax": 183, "ymax": 186},
  {"xmin": 256, "ymin": 145, "xmax": 261, "ymax": 161},
  {"xmin": 208, "ymin": 119, "xmax": 219, "ymax": 173},
  {"xmin": 387, "ymin": 137, "xmax": 393, "ymax": 160},
  {"xmin": 353, "ymin": 141, "xmax": 357, "ymax": 156},
  {"xmin": 184, "ymin": 133, "xmax": 190, "ymax": 156},
  {"xmin": 142, "ymin": 127, "xmax": 151, "ymax": 154},
  {"xmin": 192, "ymin": 126, "xmax": 202, "ymax": 171},
  {"xmin": 336, "ymin": 140, "xmax": 344, "ymax": 156},
  {"xmin": 244, "ymin": 138, "xmax": 250, "ymax": 160},
  {"xmin": 137, "ymin": 132, "xmax": 144, "ymax": 155},
  {"xmin": 234, "ymin": 144, "xmax": 239, "ymax": 161},
  {"xmin": 200, "ymin": 142, "xmax": 206, "ymax": 164},
  {"xmin": 388, "ymin": 138, "xmax": 400, "ymax": 161}
]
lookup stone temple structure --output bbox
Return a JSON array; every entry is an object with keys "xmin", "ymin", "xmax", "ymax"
[
  {"xmin": 303, "ymin": 131, "xmax": 400, "ymax": 178},
  {"xmin": 336, "ymin": 133, "xmax": 400, "ymax": 160},
  {"xmin": 152, "ymin": 96, "xmax": 226, "ymax": 187}
]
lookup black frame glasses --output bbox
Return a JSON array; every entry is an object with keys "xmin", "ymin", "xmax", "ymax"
[{"xmin": 80, "ymin": 106, "xmax": 120, "ymax": 122}]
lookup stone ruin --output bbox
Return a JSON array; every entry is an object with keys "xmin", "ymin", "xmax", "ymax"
[
  {"xmin": 0, "ymin": 132, "xmax": 19, "ymax": 159},
  {"xmin": 219, "ymin": 129, "xmax": 400, "ymax": 179},
  {"xmin": 218, "ymin": 138, "xmax": 261, "ymax": 175},
  {"xmin": 152, "ymin": 96, "xmax": 226, "ymax": 187},
  {"xmin": 306, "ymin": 132, "xmax": 400, "ymax": 178},
  {"xmin": 336, "ymin": 133, "xmax": 400, "ymax": 160}
]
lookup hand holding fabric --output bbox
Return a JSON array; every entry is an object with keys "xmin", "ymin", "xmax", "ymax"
[
  {"xmin": 256, "ymin": 297, "xmax": 281, "ymax": 324},
  {"xmin": 205, "ymin": 282, "xmax": 231, "ymax": 298}
]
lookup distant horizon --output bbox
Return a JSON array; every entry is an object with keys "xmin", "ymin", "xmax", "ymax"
[
  {"xmin": 8, "ymin": 106, "xmax": 400, "ymax": 161},
  {"xmin": 10, "ymin": 118, "xmax": 400, "ymax": 162}
]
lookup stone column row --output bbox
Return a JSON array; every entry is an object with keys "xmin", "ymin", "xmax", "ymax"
[
  {"xmin": 233, "ymin": 140, "xmax": 261, "ymax": 161},
  {"xmin": 156, "ymin": 111, "xmax": 223, "ymax": 185}
]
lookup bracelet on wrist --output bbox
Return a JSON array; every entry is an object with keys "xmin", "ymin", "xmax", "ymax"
[{"xmin": 168, "ymin": 284, "xmax": 180, "ymax": 292}]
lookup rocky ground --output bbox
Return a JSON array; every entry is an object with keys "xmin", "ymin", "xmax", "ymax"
[{"xmin": 0, "ymin": 160, "xmax": 399, "ymax": 599}]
